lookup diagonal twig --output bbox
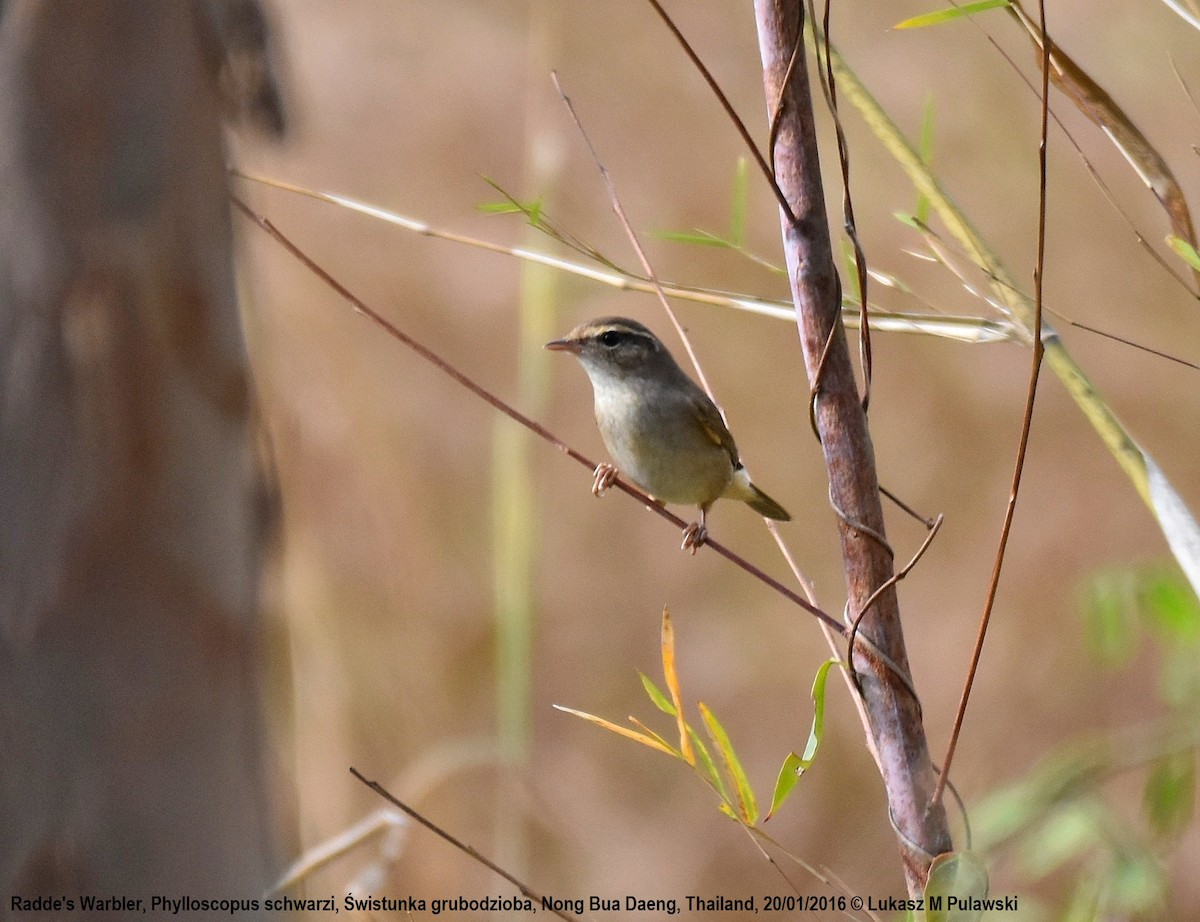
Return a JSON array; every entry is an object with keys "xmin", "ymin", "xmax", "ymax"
[{"xmin": 230, "ymin": 193, "xmax": 844, "ymax": 634}]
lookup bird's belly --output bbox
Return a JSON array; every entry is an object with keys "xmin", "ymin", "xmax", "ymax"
[{"xmin": 596, "ymin": 405, "xmax": 732, "ymax": 506}]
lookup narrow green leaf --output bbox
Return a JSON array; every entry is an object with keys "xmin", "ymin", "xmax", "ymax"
[
  {"xmin": 916, "ymin": 94, "xmax": 936, "ymax": 225},
  {"xmin": 653, "ymin": 229, "xmax": 733, "ymax": 248},
  {"xmin": 894, "ymin": 0, "xmax": 1011, "ymax": 30},
  {"xmin": 766, "ymin": 752, "xmax": 804, "ymax": 820},
  {"xmin": 1139, "ymin": 570, "xmax": 1200, "ymax": 642},
  {"xmin": 801, "ymin": 658, "xmax": 839, "ymax": 765},
  {"xmin": 1144, "ymin": 752, "xmax": 1196, "ymax": 840},
  {"xmin": 477, "ymin": 201, "xmax": 526, "ymax": 215},
  {"xmin": 639, "ymin": 672, "xmax": 676, "ymax": 715},
  {"xmin": 687, "ymin": 724, "xmax": 732, "ymax": 805},
  {"xmin": 729, "ymin": 156, "xmax": 748, "ymax": 247},
  {"xmin": 1167, "ymin": 234, "xmax": 1200, "ymax": 271},
  {"xmin": 698, "ymin": 702, "xmax": 758, "ymax": 825}
]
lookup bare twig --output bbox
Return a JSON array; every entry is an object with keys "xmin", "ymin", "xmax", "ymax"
[
  {"xmin": 348, "ymin": 768, "xmax": 579, "ymax": 922},
  {"xmin": 230, "ymin": 194, "xmax": 845, "ymax": 634},
  {"xmin": 644, "ymin": 0, "xmax": 796, "ymax": 228},
  {"xmin": 933, "ymin": 0, "xmax": 1053, "ymax": 808}
]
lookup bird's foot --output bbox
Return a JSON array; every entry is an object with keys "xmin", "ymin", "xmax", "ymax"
[
  {"xmin": 681, "ymin": 522, "xmax": 708, "ymax": 555},
  {"xmin": 591, "ymin": 462, "xmax": 619, "ymax": 496}
]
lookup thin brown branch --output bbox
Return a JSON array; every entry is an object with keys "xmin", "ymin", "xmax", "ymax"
[
  {"xmin": 933, "ymin": 0, "xmax": 1053, "ymax": 808},
  {"xmin": 348, "ymin": 768, "xmax": 578, "ymax": 922},
  {"xmin": 549, "ymin": 71, "xmax": 717, "ymax": 400},
  {"xmin": 643, "ymin": 0, "xmax": 797, "ymax": 228},
  {"xmin": 230, "ymin": 194, "xmax": 844, "ymax": 634}
]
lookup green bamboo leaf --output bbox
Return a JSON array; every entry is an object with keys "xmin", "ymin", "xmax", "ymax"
[
  {"xmin": 1166, "ymin": 234, "xmax": 1200, "ymax": 270},
  {"xmin": 698, "ymin": 702, "xmax": 758, "ymax": 825},
  {"xmin": 477, "ymin": 201, "xmax": 526, "ymax": 215},
  {"xmin": 801, "ymin": 658, "xmax": 839, "ymax": 764},
  {"xmin": 1139, "ymin": 569, "xmax": 1200, "ymax": 642},
  {"xmin": 639, "ymin": 672, "xmax": 676, "ymax": 715},
  {"xmin": 653, "ymin": 229, "xmax": 733, "ymax": 248},
  {"xmin": 766, "ymin": 752, "xmax": 804, "ymax": 820},
  {"xmin": 916, "ymin": 94, "xmax": 936, "ymax": 225},
  {"xmin": 1144, "ymin": 752, "xmax": 1196, "ymax": 840},
  {"xmin": 687, "ymin": 724, "xmax": 732, "ymax": 806},
  {"xmin": 894, "ymin": 0, "xmax": 1011, "ymax": 30},
  {"xmin": 1167, "ymin": 234, "xmax": 1200, "ymax": 271}
]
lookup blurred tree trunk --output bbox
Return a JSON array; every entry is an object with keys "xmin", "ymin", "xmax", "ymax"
[{"xmin": 0, "ymin": 0, "xmax": 285, "ymax": 913}]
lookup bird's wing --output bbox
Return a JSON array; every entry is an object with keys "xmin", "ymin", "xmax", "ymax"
[{"xmin": 689, "ymin": 392, "xmax": 741, "ymax": 468}]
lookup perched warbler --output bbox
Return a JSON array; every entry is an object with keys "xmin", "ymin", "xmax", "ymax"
[{"xmin": 546, "ymin": 317, "xmax": 790, "ymax": 552}]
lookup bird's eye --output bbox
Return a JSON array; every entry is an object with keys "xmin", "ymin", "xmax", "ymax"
[{"xmin": 599, "ymin": 330, "xmax": 624, "ymax": 347}]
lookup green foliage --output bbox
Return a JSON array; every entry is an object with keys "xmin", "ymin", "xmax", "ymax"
[
  {"xmin": 893, "ymin": 0, "xmax": 1012, "ymax": 31},
  {"xmin": 768, "ymin": 658, "xmax": 838, "ymax": 819},
  {"xmin": 924, "ymin": 850, "xmax": 990, "ymax": 921},
  {"xmin": 969, "ymin": 565, "xmax": 1198, "ymax": 920},
  {"xmin": 558, "ymin": 609, "xmax": 836, "ymax": 827},
  {"xmin": 1167, "ymin": 234, "xmax": 1200, "ymax": 272},
  {"xmin": 1143, "ymin": 752, "xmax": 1196, "ymax": 841},
  {"xmin": 1081, "ymin": 564, "xmax": 1200, "ymax": 707}
]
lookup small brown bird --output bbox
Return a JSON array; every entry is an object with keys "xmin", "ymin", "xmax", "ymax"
[{"xmin": 546, "ymin": 317, "xmax": 790, "ymax": 552}]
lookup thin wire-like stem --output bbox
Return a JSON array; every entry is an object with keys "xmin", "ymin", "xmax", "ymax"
[
  {"xmin": 644, "ymin": 0, "xmax": 796, "ymax": 228},
  {"xmin": 932, "ymin": 0, "xmax": 1053, "ymax": 810},
  {"xmin": 348, "ymin": 768, "xmax": 578, "ymax": 922},
  {"xmin": 550, "ymin": 71, "xmax": 719, "ymax": 402},
  {"xmin": 231, "ymin": 194, "xmax": 845, "ymax": 635}
]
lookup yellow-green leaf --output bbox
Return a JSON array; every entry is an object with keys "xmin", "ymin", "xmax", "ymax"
[
  {"xmin": 661, "ymin": 608, "xmax": 694, "ymax": 765},
  {"xmin": 687, "ymin": 724, "xmax": 732, "ymax": 805},
  {"xmin": 767, "ymin": 752, "xmax": 804, "ymax": 820},
  {"xmin": 803, "ymin": 658, "xmax": 838, "ymax": 763},
  {"xmin": 553, "ymin": 705, "xmax": 678, "ymax": 757},
  {"xmin": 698, "ymin": 702, "xmax": 758, "ymax": 825},
  {"xmin": 639, "ymin": 672, "xmax": 676, "ymax": 715},
  {"xmin": 894, "ymin": 0, "xmax": 1011, "ymax": 30},
  {"xmin": 1167, "ymin": 234, "xmax": 1200, "ymax": 272}
]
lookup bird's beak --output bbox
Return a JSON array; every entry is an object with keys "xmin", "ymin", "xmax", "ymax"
[{"xmin": 544, "ymin": 337, "xmax": 581, "ymax": 354}]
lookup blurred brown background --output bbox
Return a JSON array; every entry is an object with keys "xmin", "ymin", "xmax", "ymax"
[{"xmin": 232, "ymin": 1, "xmax": 1200, "ymax": 915}]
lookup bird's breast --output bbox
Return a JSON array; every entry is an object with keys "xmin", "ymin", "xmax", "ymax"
[{"xmin": 592, "ymin": 385, "xmax": 733, "ymax": 506}]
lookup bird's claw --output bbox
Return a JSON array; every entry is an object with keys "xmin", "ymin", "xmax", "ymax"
[
  {"xmin": 591, "ymin": 462, "xmax": 618, "ymax": 496},
  {"xmin": 681, "ymin": 522, "xmax": 707, "ymax": 555}
]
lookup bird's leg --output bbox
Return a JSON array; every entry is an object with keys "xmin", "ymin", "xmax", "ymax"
[
  {"xmin": 591, "ymin": 462, "xmax": 619, "ymax": 496},
  {"xmin": 681, "ymin": 506, "xmax": 709, "ymax": 555}
]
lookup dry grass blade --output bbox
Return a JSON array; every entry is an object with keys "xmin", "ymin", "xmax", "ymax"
[
  {"xmin": 660, "ymin": 609, "xmax": 695, "ymax": 765},
  {"xmin": 1008, "ymin": 0, "xmax": 1200, "ymax": 292}
]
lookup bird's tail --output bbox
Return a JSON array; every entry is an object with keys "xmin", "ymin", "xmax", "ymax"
[
  {"xmin": 726, "ymin": 467, "xmax": 791, "ymax": 521},
  {"xmin": 746, "ymin": 484, "xmax": 791, "ymax": 521}
]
